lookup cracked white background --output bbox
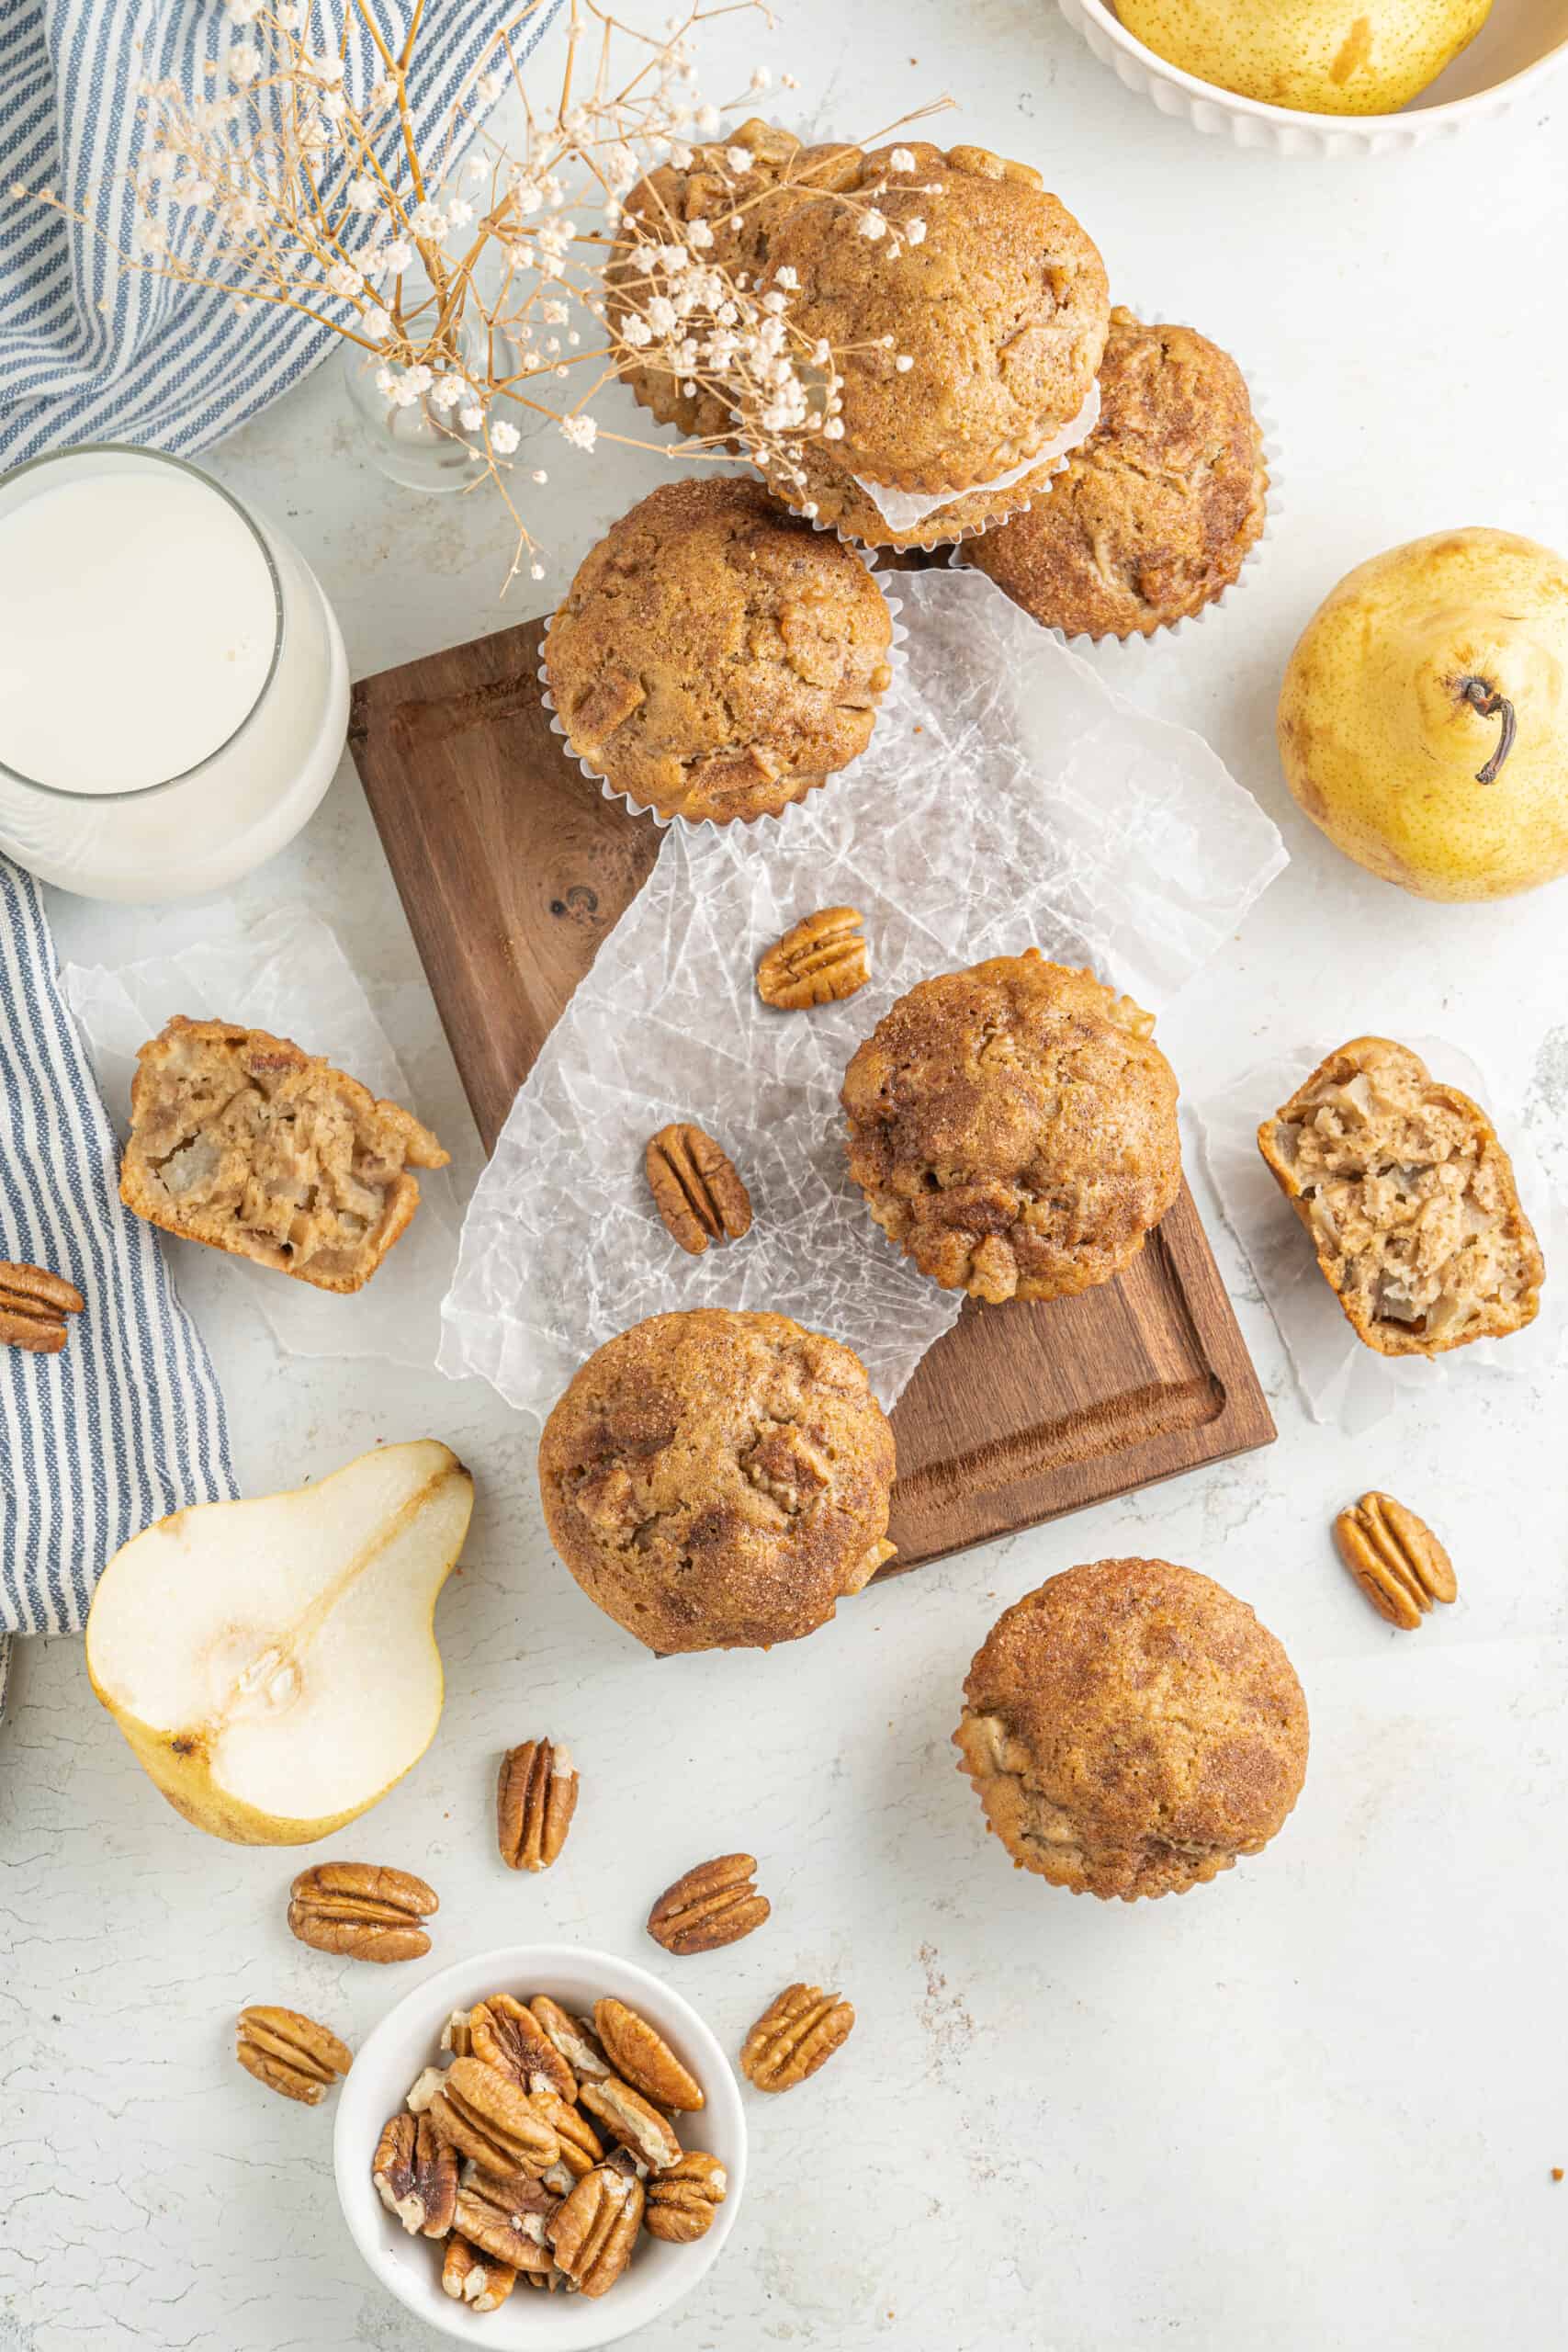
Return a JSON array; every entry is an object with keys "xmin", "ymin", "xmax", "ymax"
[{"xmin": 6, "ymin": 6, "xmax": 1568, "ymax": 2349}]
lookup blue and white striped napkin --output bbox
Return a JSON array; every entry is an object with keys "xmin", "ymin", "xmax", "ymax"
[
  {"xmin": 0, "ymin": 0, "xmax": 560, "ymax": 468},
  {"xmin": 1, "ymin": 854, "xmax": 236, "ymax": 1643}
]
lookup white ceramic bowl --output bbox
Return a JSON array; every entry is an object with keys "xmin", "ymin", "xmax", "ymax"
[
  {"xmin": 334, "ymin": 1944, "xmax": 747, "ymax": 2349},
  {"xmin": 1057, "ymin": 0, "xmax": 1568, "ymax": 154}
]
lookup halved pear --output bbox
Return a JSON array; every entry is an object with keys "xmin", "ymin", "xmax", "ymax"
[{"xmin": 85, "ymin": 1440, "xmax": 473, "ymax": 1846}]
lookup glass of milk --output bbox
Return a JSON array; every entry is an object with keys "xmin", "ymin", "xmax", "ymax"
[{"xmin": 0, "ymin": 444, "xmax": 350, "ymax": 900}]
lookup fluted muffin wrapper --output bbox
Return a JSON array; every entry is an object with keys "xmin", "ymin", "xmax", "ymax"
[
  {"xmin": 848, "ymin": 377, "xmax": 1101, "ymax": 537},
  {"xmin": 537, "ymin": 560, "xmax": 906, "ymax": 842}
]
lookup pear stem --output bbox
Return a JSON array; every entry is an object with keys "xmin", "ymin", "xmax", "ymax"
[{"xmin": 1458, "ymin": 676, "xmax": 1517, "ymax": 786}]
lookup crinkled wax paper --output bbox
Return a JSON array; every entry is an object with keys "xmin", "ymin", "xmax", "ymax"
[
  {"xmin": 439, "ymin": 567, "xmax": 1289, "ymax": 1420},
  {"xmin": 1200, "ymin": 1039, "xmax": 1567, "ymax": 1434},
  {"xmin": 63, "ymin": 907, "xmax": 458, "ymax": 1370}
]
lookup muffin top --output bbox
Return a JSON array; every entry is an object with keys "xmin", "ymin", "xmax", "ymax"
[
  {"xmin": 544, "ymin": 477, "xmax": 894, "ymax": 823},
  {"xmin": 536, "ymin": 1308, "xmax": 896, "ymax": 1656},
  {"xmin": 758, "ymin": 142, "xmax": 1109, "ymax": 496},
  {"xmin": 840, "ymin": 952, "xmax": 1180, "ymax": 1304},
  {"xmin": 967, "ymin": 309, "xmax": 1269, "ymax": 640},
  {"xmin": 953, "ymin": 1559, "xmax": 1309, "ymax": 1902}
]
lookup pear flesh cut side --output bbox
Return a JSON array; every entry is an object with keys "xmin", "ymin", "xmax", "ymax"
[{"xmin": 85, "ymin": 1440, "xmax": 474, "ymax": 1846}]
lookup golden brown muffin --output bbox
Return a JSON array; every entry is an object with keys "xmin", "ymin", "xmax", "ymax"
[
  {"xmin": 537, "ymin": 1308, "xmax": 896, "ymax": 1655},
  {"xmin": 953, "ymin": 1559, "xmax": 1309, "ymax": 1902},
  {"xmin": 1258, "ymin": 1035, "xmax": 1544, "ymax": 1357},
  {"xmin": 543, "ymin": 477, "xmax": 894, "ymax": 824},
  {"xmin": 756, "ymin": 142, "xmax": 1109, "ymax": 503},
  {"xmin": 966, "ymin": 309, "xmax": 1269, "ymax": 640},
  {"xmin": 119, "ymin": 1016, "xmax": 447, "ymax": 1294},
  {"xmin": 841, "ymin": 952, "xmax": 1180, "ymax": 1304}
]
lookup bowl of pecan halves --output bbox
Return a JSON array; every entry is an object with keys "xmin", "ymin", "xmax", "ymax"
[{"xmin": 333, "ymin": 1943, "xmax": 747, "ymax": 2347}]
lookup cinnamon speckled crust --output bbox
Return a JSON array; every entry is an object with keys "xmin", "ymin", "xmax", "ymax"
[
  {"xmin": 543, "ymin": 478, "xmax": 894, "ymax": 824},
  {"xmin": 966, "ymin": 310, "xmax": 1269, "ymax": 640},
  {"xmin": 761, "ymin": 437, "xmax": 1066, "ymax": 552},
  {"xmin": 1258, "ymin": 1035, "xmax": 1544, "ymax": 1357},
  {"xmin": 537, "ymin": 1309, "xmax": 896, "ymax": 1655},
  {"xmin": 840, "ymin": 952, "xmax": 1180, "ymax": 1304},
  {"xmin": 953, "ymin": 1559, "xmax": 1309, "ymax": 1902},
  {"xmin": 758, "ymin": 142, "xmax": 1109, "ymax": 496}
]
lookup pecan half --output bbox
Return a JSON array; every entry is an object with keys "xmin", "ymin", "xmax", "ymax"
[
  {"xmin": 757, "ymin": 907, "xmax": 870, "ymax": 1010},
  {"xmin": 0, "ymin": 1261, "xmax": 85, "ymax": 1355},
  {"xmin": 442, "ymin": 2234, "xmax": 517, "ymax": 2312},
  {"xmin": 1335, "ymin": 1491, "xmax": 1458, "ymax": 1629},
  {"xmin": 453, "ymin": 2165, "xmax": 557, "ymax": 2270},
  {"xmin": 592, "ymin": 1998, "xmax": 705, "ymax": 2114},
  {"xmin": 739, "ymin": 1983, "xmax": 854, "ymax": 2092},
  {"xmin": 530, "ymin": 2087, "xmax": 604, "ymax": 2180},
  {"xmin": 425, "ymin": 2055, "xmax": 559, "ymax": 2179},
  {"xmin": 547, "ymin": 2164, "xmax": 645, "ymax": 2298},
  {"xmin": 524, "ymin": 2267, "xmax": 573, "ymax": 2292},
  {"xmin": 372, "ymin": 2111, "xmax": 458, "ymax": 2237},
  {"xmin": 645, "ymin": 1124, "xmax": 752, "ymax": 1256},
  {"xmin": 528, "ymin": 1994, "xmax": 612, "ymax": 2083},
  {"xmin": 648, "ymin": 1853, "xmax": 770, "ymax": 1955},
  {"xmin": 644, "ymin": 2150, "xmax": 728, "ymax": 2244},
  {"xmin": 234, "ymin": 2005, "xmax": 352, "ymax": 2106},
  {"xmin": 497, "ymin": 1738, "xmax": 578, "ymax": 1872},
  {"xmin": 578, "ymin": 2075, "xmax": 683, "ymax": 2173},
  {"xmin": 287, "ymin": 1863, "xmax": 437, "ymax": 1962},
  {"xmin": 440, "ymin": 2008, "xmax": 474, "ymax": 2058},
  {"xmin": 469, "ymin": 1993, "xmax": 576, "ymax": 2102}
]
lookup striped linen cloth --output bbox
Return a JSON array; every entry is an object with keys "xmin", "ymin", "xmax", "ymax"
[
  {"xmin": 1, "ymin": 854, "xmax": 236, "ymax": 1641},
  {"xmin": 0, "ymin": 0, "xmax": 560, "ymax": 467}
]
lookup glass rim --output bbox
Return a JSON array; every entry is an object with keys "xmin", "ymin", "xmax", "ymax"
[{"xmin": 0, "ymin": 442, "xmax": 286, "ymax": 805}]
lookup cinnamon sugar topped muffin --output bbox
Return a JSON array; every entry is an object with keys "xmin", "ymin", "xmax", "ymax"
[
  {"xmin": 756, "ymin": 141, "xmax": 1110, "ymax": 508},
  {"xmin": 537, "ymin": 1308, "xmax": 896, "ymax": 1656},
  {"xmin": 953, "ymin": 1559, "xmax": 1309, "ymax": 1902},
  {"xmin": 543, "ymin": 477, "xmax": 894, "ymax": 824},
  {"xmin": 840, "ymin": 952, "xmax": 1180, "ymax": 1303},
  {"xmin": 967, "ymin": 308, "xmax": 1269, "ymax": 640}
]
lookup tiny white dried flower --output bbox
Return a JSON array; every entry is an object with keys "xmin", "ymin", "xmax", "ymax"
[
  {"xmin": 344, "ymin": 175, "xmax": 378, "ymax": 212},
  {"xmin": 687, "ymin": 219, "xmax": 714, "ymax": 250},
  {"xmin": 896, "ymin": 354, "xmax": 914, "ymax": 372},
  {"xmin": 529, "ymin": 562, "xmax": 546, "ymax": 581},
  {"xmin": 531, "ymin": 469, "xmax": 547, "ymax": 484},
  {"xmin": 378, "ymin": 236, "xmax": 413, "ymax": 274},
  {"xmin": 367, "ymin": 75, "xmax": 399, "ymax": 111},
  {"xmin": 905, "ymin": 218, "xmax": 927, "ymax": 245},
  {"xmin": 446, "ymin": 198, "xmax": 474, "ymax": 229},
  {"xmin": 458, "ymin": 404, "xmax": 484, "ymax": 430},
  {"xmin": 750, "ymin": 66, "xmax": 771, "ymax": 89},
  {"xmin": 326, "ymin": 262, "xmax": 359, "ymax": 297},
  {"xmin": 409, "ymin": 198, "xmax": 446, "ymax": 238},
  {"xmin": 782, "ymin": 72, "xmax": 799, "ymax": 89},
  {"xmin": 375, "ymin": 366, "xmax": 397, "ymax": 396},
  {"xmin": 822, "ymin": 417, "xmax": 845, "ymax": 439},
  {"xmin": 321, "ymin": 88, "xmax": 347, "ymax": 122},
  {"xmin": 773, "ymin": 264, "xmax": 798, "ymax": 290},
  {"xmin": 694, "ymin": 102, "xmax": 719, "ymax": 131},
  {"xmin": 477, "ymin": 70, "xmax": 503, "ymax": 103},
  {"xmin": 431, "ymin": 372, "xmax": 468, "ymax": 412},
  {"xmin": 559, "ymin": 413, "xmax": 598, "ymax": 452},
  {"xmin": 361, "ymin": 304, "xmax": 392, "ymax": 340},
  {"xmin": 466, "ymin": 154, "xmax": 489, "ymax": 182},
  {"xmin": 725, "ymin": 146, "xmax": 753, "ymax": 174},
  {"xmin": 858, "ymin": 208, "xmax": 887, "ymax": 243},
  {"xmin": 491, "ymin": 419, "xmax": 520, "ymax": 454},
  {"xmin": 228, "ymin": 40, "xmax": 260, "ymax": 85},
  {"xmin": 889, "ymin": 147, "xmax": 917, "ymax": 172}
]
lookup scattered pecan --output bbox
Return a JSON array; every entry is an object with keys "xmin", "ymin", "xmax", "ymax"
[
  {"xmin": 453, "ymin": 2165, "xmax": 557, "ymax": 2270},
  {"xmin": 234, "ymin": 2005, "xmax": 352, "ymax": 2106},
  {"xmin": 497, "ymin": 1737, "xmax": 578, "ymax": 1872},
  {"xmin": 425, "ymin": 2055, "xmax": 560, "ymax": 2180},
  {"xmin": 372, "ymin": 2111, "xmax": 458, "ymax": 2237},
  {"xmin": 645, "ymin": 1124, "xmax": 752, "ymax": 1256},
  {"xmin": 1335, "ymin": 1491, "xmax": 1458, "ymax": 1630},
  {"xmin": 578, "ymin": 2075, "xmax": 683, "ymax": 2174},
  {"xmin": 648, "ymin": 1853, "xmax": 770, "ymax": 1955},
  {"xmin": 469, "ymin": 1992, "xmax": 577, "ymax": 2103},
  {"xmin": 644, "ymin": 2150, "xmax": 728, "ymax": 2244},
  {"xmin": 756, "ymin": 906, "xmax": 870, "ymax": 1010},
  {"xmin": 547, "ymin": 2164, "xmax": 645, "ymax": 2299},
  {"xmin": 0, "ymin": 1261, "xmax": 85, "ymax": 1355},
  {"xmin": 531, "ymin": 2086, "xmax": 604, "ymax": 2180},
  {"xmin": 592, "ymin": 1998, "xmax": 705, "ymax": 2114},
  {"xmin": 288, "ymin": 1862, "xmax": 437, "ymax": 1962},
  {"xmin": 739, "ymin": 1983, "xmax": 854, "ymax": 2092},
  {"xmin": 442, "ymin": 2234, "xmax": 517, "ymax": 2312},
  {"xmin": 528, "ymin": 1993, "xmax": 612, "ymax": 2083}
]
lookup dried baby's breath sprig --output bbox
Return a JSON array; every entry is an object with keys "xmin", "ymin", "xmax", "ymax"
[{"xmin": 10, "ymin": 0, "xmax": 944, "ymax": 588}]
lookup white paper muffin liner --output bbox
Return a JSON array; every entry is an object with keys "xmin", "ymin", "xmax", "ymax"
[
  {"xmin": 538, "ymin": 558, "xmax": 907, "ymax": 842},
  {"xmin": 849, "ymin": 377, "xmax": 1103, "ymax": 537}
]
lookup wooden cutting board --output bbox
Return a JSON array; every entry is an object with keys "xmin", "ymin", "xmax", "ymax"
[{"xmin": 349, "ymin": 615, "xmax": 1274, "ymax": 1572}]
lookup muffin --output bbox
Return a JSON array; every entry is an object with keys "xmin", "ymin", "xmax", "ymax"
[
  {"xmin": 537, "ymin": 1308, "xmax": 896, "ymax": 1655},
  {"xmin": 966, "ymin": 308, "xmax": 1269, "ymax": 640},
  {"xmin": 543, "ymin": 477, "xmax": 894, "ymax": 824},
  {"xmin": 840, "ymin": 952, "xmax": 1180, "ymax": 1303},
  {"xmin": 953, "ymin": 1559, "xmax": 1309, "ymax": 1901},
  {"xmin": 763, "ymin": 438, "xmax": 1068, "ymax": 555},
  {"xmin": 1258, "ymin": 1035, "xmax": 1544, "ymax": 1357},
  {"xmin": 753, "ymin": 141, "xmax": 1109, "ymax": 544}
]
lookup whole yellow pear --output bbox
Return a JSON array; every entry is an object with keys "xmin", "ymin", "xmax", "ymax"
[
  {"xmin": 1277, "ymin": 528, "xmax": 1568, "ymax": 903},
  {"xmin": 1116, "ymin": 0, "xmax": 1493, "ymax": 116}
]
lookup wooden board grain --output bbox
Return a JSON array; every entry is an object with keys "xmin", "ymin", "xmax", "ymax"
[{"xmin": 350, "ymin": 615, "xmax": 1275, "ymax": 1573}]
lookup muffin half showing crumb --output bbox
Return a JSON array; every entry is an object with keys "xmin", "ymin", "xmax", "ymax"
[
  {"xmin": 841, "ymin": 951, "xmax": 1180, "ymax": 1303},
  {"xmin": 543, "ymin": 477, "xmax": 894, "ymax": 825},
  {"xmin": 1258, "ymin": 1035, "xmax": 1544, "ymax": 1357},
  {"xmin": 966, "ymin": 308, "xmax": 1269, "ymax": 640},
  {"xmin": 954, "ymin": 1558, "xmax": 1309, "ymax": 1901},
  {"xmin": 537, "ymin": 1308, "xmax": 896, "ymax": 1655}
]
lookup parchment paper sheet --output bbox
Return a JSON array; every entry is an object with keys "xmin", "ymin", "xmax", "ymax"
[
  {"xmin": 63, "ymin": 907, "xmax": 459, "ymax": 1369},
  {"xmin": 439, "ymin": 567, "xmax": 1288, "ymax": 1419}
]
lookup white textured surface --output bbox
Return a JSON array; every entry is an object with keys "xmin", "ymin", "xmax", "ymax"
[{"xmin": 5, "ymin": 5, "xmax": 1568, "ymax": 2347}]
